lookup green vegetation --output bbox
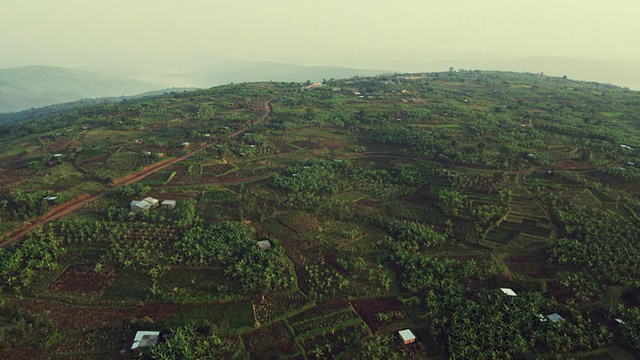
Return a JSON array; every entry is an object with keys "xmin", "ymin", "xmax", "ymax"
[{"xmin": 1, "ymin": 71, "xmax": 640, "ymax": 358}]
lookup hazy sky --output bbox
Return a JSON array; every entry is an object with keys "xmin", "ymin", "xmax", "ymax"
[{"xmin": 2, "ymin": 0, "xmax": 640, "ymax": 85}]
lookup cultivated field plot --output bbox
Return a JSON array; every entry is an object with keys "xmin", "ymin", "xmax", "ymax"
[
  {"xmin": 165, "ymin": 301, "xmax": 255, "ymax": 331},
  {"xmin": 253, "ymin": 291, "xmax": 310, "ymax": 325},
  {"xmin": 351, "ymin": 297, "xmax": 410, "ymax": 333},
  {"xmin": 298, "ymin": 323, "xmax": 366, "ymax": 360},
  {"xmin": 241, "ymin": 321, "xmax": 297, "ymax": 359},
  {"xmin": 156, "ymin": 267, "xmax": 244, "ymax": 300},
  {"xmin": 48, "ymin": 264, "xmax": 117, "ymax": 293},
  {"xmin": 17, "ymin": 300, "xmax": 179, "ymax": 332}
]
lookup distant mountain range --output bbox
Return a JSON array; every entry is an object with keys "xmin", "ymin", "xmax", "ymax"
[
  {"xmin": 0, "ymin": 63, "xmax": 390, "ymax": 114},
  {"xmin": 0, "ymin": 66, "xmax": 162, "ymax": 113}
]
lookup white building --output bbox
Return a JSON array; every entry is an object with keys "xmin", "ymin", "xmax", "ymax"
[
  {"xmin": 161, "ymin": 200, "xmax": 176, "ymax": 209},
  {"xmin": 257, "ymin": 240, "xmax": 272, "ymax": 251},
  {"xmin": 131, "ymin": 330, "xmax": 160, "ymax": 350},
  {"xmin": 398, "ymin": 329, "xmax": 416, "ymax": 344},
  {"xmin": 130, "ymin": 197, "xmax": 159, "ymax": 212}
]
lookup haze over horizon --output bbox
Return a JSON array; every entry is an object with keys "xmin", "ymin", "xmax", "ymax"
[{"xmin": 2, "ymin": 0, "xmax": 640, "ymax": 88}]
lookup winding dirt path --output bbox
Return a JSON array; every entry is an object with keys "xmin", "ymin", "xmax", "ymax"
[{"xmin": 0, "ymin": 98, "xmax": 274, "ymax": 247}]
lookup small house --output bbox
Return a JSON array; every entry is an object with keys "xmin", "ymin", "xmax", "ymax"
[
  {"xmin": 500, "ymin": 288, "xmax": 517, "ymax": 297},
  {"xmin": 53, "ymin": 154, "xmax": 63, "ymax": 158},
  {"xmin": 143, "ymin": 197, "xmax": 159, "ymax": 207},
  {"xmin": 44, "ymin": 195, "xmax": 58, "ymax": 201},
  {"xmin": 161, "ymin": 200, "xmax": 176, "ymax": 209},
  {"xmin": 545, "ymin": 313, "xmax": 564, "ymax": 323},
  {"xmin": 130, "ymin": 200, "xmax": 151, "ymax": 212},
  {"xmin": 130, "ymin": 197, "xmax": 159, "ymax": 212},
  {"xmin": 398, "ymin": 329, "xmax": 416, "ymax": 345},
  {"xmin": 131, "ymin": 330, "xmax": 160, "ymax": 350},
  {"xmin": 181, "ymin": 142, "xmax": 190, "ymax": 148},
  {"xmin": 257, "ymin": 240, "xmax": 272, "ymax": 251}
]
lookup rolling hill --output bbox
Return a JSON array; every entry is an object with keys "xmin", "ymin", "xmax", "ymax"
[{"xmin": 1, "ymin": 71, "xmax": 639, "ymax": 359}]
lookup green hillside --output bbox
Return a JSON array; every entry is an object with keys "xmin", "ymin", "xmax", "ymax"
[{"xmin": 1, "ymin": 70, "xmax": 640, "ymax": 359}]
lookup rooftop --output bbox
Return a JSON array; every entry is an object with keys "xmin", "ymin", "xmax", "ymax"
[
  {"xmin": 143, "ymin": 197, "xmax": 159, "ymax": 205},
  {"xmin": 398, "ymin": 329, "xmax": 416, "ymax": 342},
  {"xmin": 546, "ymin": 313, "xmax": 564, "ymax": 323},
  {"xmin": 500, "ymin": 288, "xmax": 517, "ymax": 296},
  {"xmin": 258, "ymin": 240, "xmax": 272, "ymax": 251},
  {"xmin": 131, "ymin": 330, "xmax": 160, "ymax": 350}
]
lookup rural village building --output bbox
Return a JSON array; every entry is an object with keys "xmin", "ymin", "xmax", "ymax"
[
  {"xmin": 131, "ymin": 330, "xmax": 160, "ymax": 350},
  {"xmin": 257, "ymin": 240, "xmax": 272, "ymax": 251},
  {"xmin": 545, "ymin": 313, "xmax": 565, "ymax": 323},
  {"xmin": 161, "ymin": 200, "xmax": 176, "ymax": 209},
  {"xmin": 398, "ymin": 329, "xmax": 416, "ymax": 345},
  {"xmin": 130, "ymin": 197, "xmax": 159, "ymax": 212},
  {"xmin": 500, "ymin": 288, "xmax": 518, "ymax": 296}
]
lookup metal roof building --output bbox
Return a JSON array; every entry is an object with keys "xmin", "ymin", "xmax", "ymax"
[{"xmin": 131, "ymin": 330, "xmax": 160, "ymax": 350}]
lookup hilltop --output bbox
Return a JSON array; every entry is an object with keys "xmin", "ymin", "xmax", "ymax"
[
  {"xmin": 0, "ymin": 70, "xmax": 639, "ymax": 359},
  {"xmin": 0, "ymin": 62, "xmax": 389, "ymax": 115}
]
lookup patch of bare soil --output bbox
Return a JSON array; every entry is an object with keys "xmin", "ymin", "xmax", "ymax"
[
  {"xmin": 17, "ymin": 300, "xmax": 179, "ymax": 332},
  {"xmin": 49, "ymin": 265, "xmax": 118, "ymax": 293}
]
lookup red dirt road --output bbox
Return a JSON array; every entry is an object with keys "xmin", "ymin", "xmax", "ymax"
[{"xmin": 0, "ymin": 98, "xmax": 274, "ymax": 247}]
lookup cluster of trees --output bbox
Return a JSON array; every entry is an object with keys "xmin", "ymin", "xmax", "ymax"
[
  {"xmin": 1, "ymin": 189, "xmax": 52, "ymax": 220},
  {"xmin": 379, "ymin": 219, "xmax": 446, "ymax": 250},
  {"xmin": 304, "ymin": 261, "xmax": 350, "ymax": 300},
  {"xmin": 271, "ymin": 159, "xmax": 431, "ymax": 214},
  {"xmin": 1, "ymin": 218, "xmax": 292, "ymax": 295},
  {"xmin": 618, "ymin": 307, "xmax": 640, "ymax": 350},
  {"xmin": 601, "ymin": 165, "xmax": 640, "ymax": 181},
  {"xmin": 370, "ymin": 126, "xmax": 513, "ymax": 168},
  {"xmin": 0, "ymin": 300, "xmax": 59, "ymax": 350},
  {"xmin": 0, "ymin": 228, "xmax": 65, "ymax": 291},
  {"xmin": 549, "ymin": 205, "xmax": 640, "ymax": 285},
  {"xmin": 270, "ymin": 160, "xmax": 348, "ymax": 209},
  {"xmin": 375, "ymin": 216, "xmax": 502, "ymax": 317},
  {"xmin": 336, "ymin": 255, "xmax": 393, "ymax": 294},
  {"xmin": 144, "ymin": 325, "xmax": 231, "ymax": 360},
  {"xmin": 171, "ymin": 222, "xmax": 294, "ymax": 293},
  {"xmin": 356, "ymin": 334, "xmax": 407, "ymax": 360},
  {"xmin": 439, "ymin": 291, "xmax": 611, "ymax": 358},
  {"xmin": 104, "ymin": 183, "xmax": 150, "ymax": 199},
  {"xmin": 230, "ymin": 132, "xmax": 277, "ymax": 158}
]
